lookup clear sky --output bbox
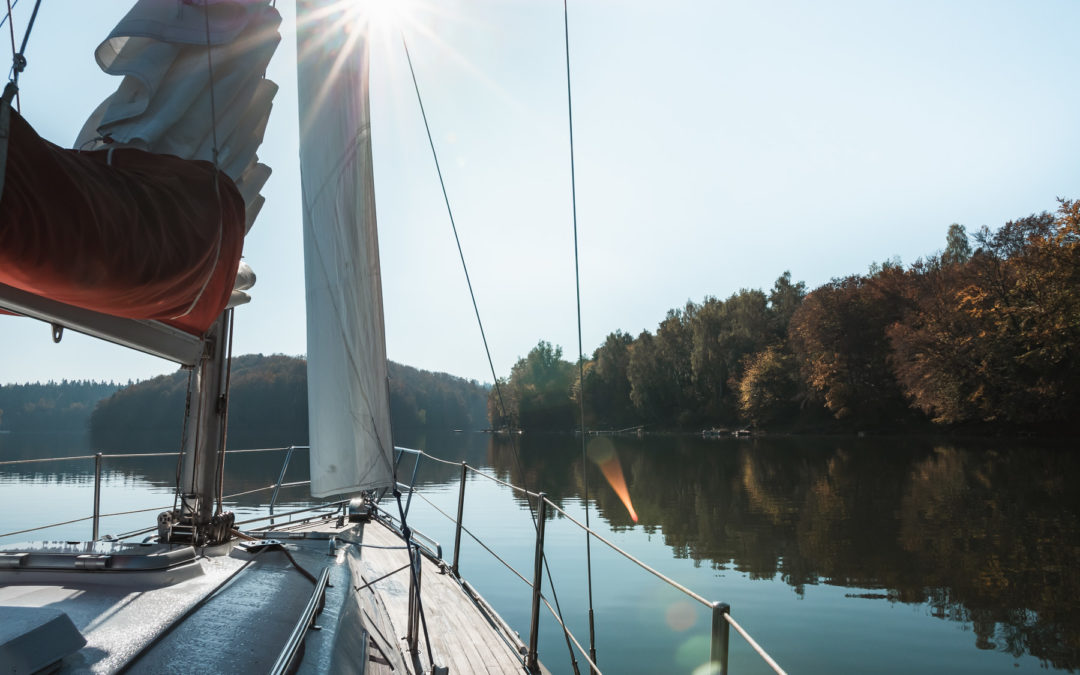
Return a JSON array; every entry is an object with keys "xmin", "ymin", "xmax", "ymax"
[{"xmin": 2, "ymin": 0, "xmax": 1079, "ymax": 385}]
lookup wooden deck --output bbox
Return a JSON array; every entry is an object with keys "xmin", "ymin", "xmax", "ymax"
[{"xmin": 353, "ymin": 519, "xmax": 539, "ymax": 674}]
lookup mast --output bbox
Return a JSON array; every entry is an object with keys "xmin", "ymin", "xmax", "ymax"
[
  {"xmin": 60, "ymin": 0, "xmax": 284, "ymax": 545},
  {"xmin": 169, "ymin": 311, "xmax": 233, "ymax": 544}
]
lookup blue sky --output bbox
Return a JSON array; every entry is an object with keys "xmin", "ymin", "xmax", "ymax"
[{"xmin": 3, "ymin": 0, "xmax": 1079, "ymax": 385}]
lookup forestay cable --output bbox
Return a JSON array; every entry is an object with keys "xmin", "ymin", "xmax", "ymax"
[{"xmin": 399, "ymin": 29, "xmax": 582, "ymax": 675}]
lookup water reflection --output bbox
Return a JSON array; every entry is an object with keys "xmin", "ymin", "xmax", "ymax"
[
  {"xmin": 483, "ymin": 434, "xmax": 1080, "ymax": 670},
  {"xmin": 2, "ymin": 430, "xmax": 1078, "ymax": 669}
]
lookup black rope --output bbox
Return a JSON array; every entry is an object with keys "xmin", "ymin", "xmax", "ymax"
[
  {"xmin": 279, "ymin": 545, "xmax": 318, "ymax": 584},
  {"xmin": 562, "ymin": 0, "xmax": 597, "ymax": 669},
  {"xmin": 354, "ymin": 563, "xmax": 411, "ymax": 592},
  {"xmin": 400, "ymin": 30, "xmax": 581, "ymax": 675}
]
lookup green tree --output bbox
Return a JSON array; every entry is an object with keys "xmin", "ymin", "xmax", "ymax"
[
  {"xmin": 627, "ymin": 307, "xmax": 697, "ymax": 427},
  {"xmin": 626, "ymin": 330, "xmax": 677, "ymax": 425},
  {"xmin": 766, "ymin": 271, "xmax": 807, "ymax": 336},
  {"xmin": 489, "ymin": 341, "xmax": 575, "ymax": 430},
  {"xmin": 689, "ymin": 290, "xmax": 773, "ymax": 424},
  {"xmin": 942, "ymin": 223, "xmax": 971, "ymax": 266},
  {"xmin": 579, "ymin": 331, "xmax": 635, "ymax": 428}
]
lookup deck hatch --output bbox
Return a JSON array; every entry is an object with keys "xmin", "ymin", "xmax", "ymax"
[{"xmin": 0, "ymin": 606, "xmax": 87, "ymax": 674}]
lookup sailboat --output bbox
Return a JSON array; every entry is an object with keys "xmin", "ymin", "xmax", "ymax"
[
  {"xmin": 0, "ymin": 1, "xmax": 789, "ymax": 673},
  {"xmin": 0, "ymin": 0, "xmax": 543, "ymax": 672}
]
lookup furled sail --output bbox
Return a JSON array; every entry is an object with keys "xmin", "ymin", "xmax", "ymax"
[
  {"xmin": 0, "ymin": 106, "xmax": 245, "ymax": 335},
  {"xmin": 296, "ymin": 1, "xmax": 395, "ymax": 496},
  {"xmin": 0, "ymin": 0, "xmax": 279, "ymax": 339},
  {"xmin": 74, "ymin": 0, "xmax": 280, "ymax": 237}
]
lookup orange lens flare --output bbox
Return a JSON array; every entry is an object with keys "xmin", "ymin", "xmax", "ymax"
[{"xmin": 586, "ymin": 438, "xmax": 638, "ymax": 522}]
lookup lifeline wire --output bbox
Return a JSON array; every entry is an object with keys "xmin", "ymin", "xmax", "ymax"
[
  {"xmin": 400, "ymin": 30, "xmax": 581, "ymax": 675},
  {"xmin": 562, "ymin": 0, "xmax": 598, "ymax": 667}
]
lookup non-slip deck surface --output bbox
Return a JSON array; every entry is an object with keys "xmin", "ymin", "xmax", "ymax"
[
  {"xmin": 125, "ymin": 546, "xmax": 326, "ymax": 674},
  {"xmin": 1, "ymin": 516, "xmax": 539, "ymax": 674}
]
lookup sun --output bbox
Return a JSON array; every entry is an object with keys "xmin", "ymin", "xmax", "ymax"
[
  {"xmin": 363, "ymin": 0, "xmax": 413, "ymax": 30},
  {"xmin": 297, "ymin": 0, "xmax": 419, "ymax": 40}
]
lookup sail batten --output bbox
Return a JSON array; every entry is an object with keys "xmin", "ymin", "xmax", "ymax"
[{"xmin": 297, "ymin": 1, "xmax": 394, "ymax": 496}]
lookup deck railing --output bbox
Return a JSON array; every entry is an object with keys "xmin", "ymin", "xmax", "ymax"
[
  {"xmin": 393, "ymin": 446, "xmax": 787, "ymax": 675},
  {"xmin": 0, "ymin": 444, "xmax": 785, "ymax": 674},
  {"xmin": 0, "ymin": 445, "xmax": 314, "ymax": 541}
]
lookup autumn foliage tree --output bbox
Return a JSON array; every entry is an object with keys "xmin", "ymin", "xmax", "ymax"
[
  {"xmin": 788, "ymin": 266, "xmax": 914, "ymax": 427},
  {"xmin": 889, "ymin": 206, "xmax": 1080, "ymax": 425},
  {"xmin": 496, "ymin": 201, "xmax": 1079, "ymax": 433}
]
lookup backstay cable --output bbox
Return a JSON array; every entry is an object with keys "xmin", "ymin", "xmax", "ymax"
[{"xmin": 562, "ymin": 0, "xmax": 598, "ymax": 668}]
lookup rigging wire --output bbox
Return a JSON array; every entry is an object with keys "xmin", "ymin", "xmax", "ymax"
[
  {"xmin": 4, "ymin": 0, "xmax": 18, "ymax": 111},
  {"xmin": 4, "ymin": 0, "xmax": 38, "ymax": 90},
  {"xmin": 12, "ymin": 0, "xmax": 36, "ymax": 68},
  {"xmin": 562, "ymin": 0, "xmax": 598, "ymax": 667},
  {"xmin": 215, "ymin": 309, "xmax": 236, "ymax": 515},
  {"xmin": 200, "ymin": 0, "xmax": 221, "ymax": 168},
  {"xmin": 399, "ymin": 30, "xmax": 582, "ymax": 675},
  {"xmin": 173, "ymin": 369, "xmax": 196, "ymax": 514},
  {"xmin": 0, "ymin": 0, "xmax": 17, "ymax": 30}
]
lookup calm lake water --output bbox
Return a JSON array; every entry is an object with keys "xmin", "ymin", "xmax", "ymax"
[{"xmin": 1, "ymin": 430, "xmax": 1077, "ymax": 674}]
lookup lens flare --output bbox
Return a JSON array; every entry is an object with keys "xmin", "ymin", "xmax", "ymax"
[
  {"xmin": 665, "ymin": 599, "xmax": 698, "ymax": 632},
  {"xmin": 674, "ymin": 634, "xmax": 712, "ymax": 670},
  {"xmin": 586, "ymin": 437, "xmax": 638, "ymax": 522}
]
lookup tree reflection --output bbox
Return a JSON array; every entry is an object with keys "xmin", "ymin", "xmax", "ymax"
[{"xmin": 485, "ymin": 434, "xmax": 1080, "ymax": 669}]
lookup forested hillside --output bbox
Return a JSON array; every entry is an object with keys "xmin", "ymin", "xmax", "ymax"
[
  {"xmin": 89, "ymin": 354, "xmax": 488, "ymax": 439},
  {"xmin": 490, "ymin": 198, "xmax": 1080, "ymax": 434},
  {"xmin": 0, "ymin": 380, "xmax": 120, "ymax": 431}
]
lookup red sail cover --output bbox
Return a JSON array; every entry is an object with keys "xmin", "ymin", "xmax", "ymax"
[{"xmin": 0, "ymin": 108, "xmax": 245, "ymax": 335}]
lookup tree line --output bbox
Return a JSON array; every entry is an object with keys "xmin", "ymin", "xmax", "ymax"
[
  {"xmin": 0, "ymin": 380, "xmax": 120, "ymax": 431},
  {"xmin": 490, "ymin": 198, "xmax": 1080, "ymax": 433},
  {"xmin": 90, "ymin": 354, "xmax": 489, "ymax": 441}
]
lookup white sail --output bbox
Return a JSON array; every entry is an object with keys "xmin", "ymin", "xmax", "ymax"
[{"xmin": 296, "ymin": 1, "xmax": 394, "ymax": 496}]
